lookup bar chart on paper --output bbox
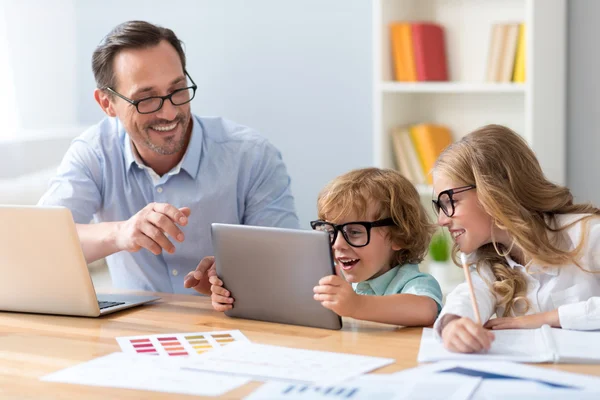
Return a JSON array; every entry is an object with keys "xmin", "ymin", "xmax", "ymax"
[{"xmin": 116, "ymin": 330, "xmax": 249, "ymax": 357}]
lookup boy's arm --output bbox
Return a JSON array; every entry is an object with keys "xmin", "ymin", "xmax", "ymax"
[{"xmin": 351, "ymin": 294, "xmax": 439, "ymax": 326}]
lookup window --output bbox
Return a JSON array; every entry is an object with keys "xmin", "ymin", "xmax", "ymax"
[{"xmin": 0, "ymin": 2, "xmax": 19, "ymax": 137}]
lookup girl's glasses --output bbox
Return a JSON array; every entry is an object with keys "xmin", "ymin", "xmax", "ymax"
[{"xmin": 432, "ymin": 185, "xmax": 476, "ymax": 217}]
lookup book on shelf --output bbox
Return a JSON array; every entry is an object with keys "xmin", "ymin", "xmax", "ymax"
[
  {"xmin": 513, "ymin": 24, "xmax": 526, "ymax": 83},
  {"xmin": 391, "ymin": 124, "xmax": 453, "ymax": 185},
  {"xmin": 389, "ymin": 22, "xmax": 448, "ymax": 82},
  {"xmin": 486, "ymin": 22, "xmax": 525, "ymax": 83},
  {"xmin": 390, "ymin": 23, "xmax": 417, "ymax": 81}
]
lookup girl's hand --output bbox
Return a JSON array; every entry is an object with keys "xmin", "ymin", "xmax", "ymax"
[
  {"xmin": 484, "ymin": 310, "xmax": 560, "ymax": 330},
  {"xmin": 442, "ymin": 317, "xmax": 495, "ymax": 353},
  {"xmin": 313, "ymin": 275, "xmax": 361, "ymax": 317},
  {"xmin": 209, "ymin": 275, "xmax": 234, "ymax": 312}
]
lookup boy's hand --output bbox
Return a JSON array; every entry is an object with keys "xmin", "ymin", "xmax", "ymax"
[
  {"xmin": 442, "ymin": 317, "xmax": 495, "ymax": 353},
  {"xmin": 313, "ymin": 275, "xmax": 361, "ymax": 317},
  {"xmin": 209, "ymin": 275, "xmax": 234, "ymax": 312}
]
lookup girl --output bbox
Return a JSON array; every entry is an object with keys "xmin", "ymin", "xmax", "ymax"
[
  {"xmin": 432, "ymin": 124, "xmax": 600, "ymax": 353},
  {"xmin": 210, "ymin": 168, "xmax": 443, "ymax": 326}
]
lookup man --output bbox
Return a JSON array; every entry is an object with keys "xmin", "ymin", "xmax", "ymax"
[{"xmin": 39, "ymin": 21, "xmax": 299, "ymax": 294}]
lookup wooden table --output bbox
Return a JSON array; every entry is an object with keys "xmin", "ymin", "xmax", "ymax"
[{"xmin": 1, "ymin": 292, "xmax": 599, "ymax": 399}]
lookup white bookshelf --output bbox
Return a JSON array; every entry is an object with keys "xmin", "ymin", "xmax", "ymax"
[{"xmin": 373, "ymin": 0, "xmax": 566, "ymax": 190}]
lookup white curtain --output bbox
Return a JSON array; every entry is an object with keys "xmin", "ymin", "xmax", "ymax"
[{"xmin": 0, "ymin": 2, "xmax": 18, "ymax": 136}]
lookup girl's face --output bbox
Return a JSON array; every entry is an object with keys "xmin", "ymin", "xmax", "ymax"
[
  {"xmin": 433, "ymin": 174, "xmax": 496, "ymax": 254},
  {"xmin": 330, "ymin": 210, "xmax": 401, "ymax": 283}
]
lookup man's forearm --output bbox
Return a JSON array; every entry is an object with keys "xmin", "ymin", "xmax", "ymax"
[{"xmin": 76, "ymin": 222, "xmax": 122, "ymax": 263}]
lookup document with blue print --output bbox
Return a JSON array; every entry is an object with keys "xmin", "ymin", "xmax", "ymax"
[
  {"xmin": 393, "ymin": 361, "xmax": 600, "ymax": 400},
  {"xmin": 418, "ymin": 325, "xmax": 600, "ymax": 363},
  {"xmin": 244, "ymin": 373, "xmax": 481, "ymax": 400}
]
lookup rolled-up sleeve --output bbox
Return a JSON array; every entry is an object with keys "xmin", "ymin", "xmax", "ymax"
[
  {"xmin": 38, "ymin": 139, "xmax": 103, "ymax": 224},
  {"xmin": 433, "ymin": 264, "xmax": 497, "ymax": 338}
]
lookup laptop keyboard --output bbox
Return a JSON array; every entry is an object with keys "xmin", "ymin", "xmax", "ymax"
[{"xmin": 98, "ymin": 301, "xmax": 126, "ymax": 310}]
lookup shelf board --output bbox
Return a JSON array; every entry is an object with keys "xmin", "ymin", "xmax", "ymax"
[{"xmin": 380, "ymin": 82, "xmax": 526, "ymax": 94}]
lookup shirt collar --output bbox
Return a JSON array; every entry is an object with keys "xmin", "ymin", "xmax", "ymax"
[
  {"xmin": 504, "ymin": 254, "xmax": 558, "ymax": 276},
  {"xmin": 124, "ymin": 115, "xmax": 203, "ymax": 179},
  {"xmin": 352, "ymin": 265, "xmax": 400, "ymax": 296}
]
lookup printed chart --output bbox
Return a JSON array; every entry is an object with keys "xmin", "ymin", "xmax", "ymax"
[{"xmin": 116, "ymin": 330, "xmax": 249, "ymax": 357}]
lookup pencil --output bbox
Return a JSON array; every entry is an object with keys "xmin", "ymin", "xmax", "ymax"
[{"xmin": 460, "ymin": 253, "xmax": 481, "ymax": 325}]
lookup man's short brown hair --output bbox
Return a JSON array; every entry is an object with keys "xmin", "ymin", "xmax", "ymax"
[{"xmin": 92, "ymin": 20, "xmax": 186, "ymax": 90}]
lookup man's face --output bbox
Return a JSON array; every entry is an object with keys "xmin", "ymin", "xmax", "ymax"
[{"xmin": 109, "ymin": 40, "xmax": 192, "ymax": 157}]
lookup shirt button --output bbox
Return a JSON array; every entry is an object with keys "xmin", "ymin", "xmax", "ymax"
[
  {"xmin": 172, "ymin": 269, "xmax": 179, "ymax": 276},
  {"xmin": 157, "ymin": 187, "xmax": 163, "ymax": 193}
]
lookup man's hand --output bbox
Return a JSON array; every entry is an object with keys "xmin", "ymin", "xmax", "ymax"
[
  {"xmin": 313, "ymin": 275, "xmax": 361, "ymax": 317},
  {"xmin": 184, "ymin": 256, "xmax": 216, "ymax": 295},
  {"xmin": 442, "ymin": 317, "xmax": 495, "ymax": 353},
  {"xmin": 115, "ymin": 203, "xmax": 190, "ymax": 255},
  {"xmin": 484, "ymin": 310, "xmax": 560, "ymax": 330}
]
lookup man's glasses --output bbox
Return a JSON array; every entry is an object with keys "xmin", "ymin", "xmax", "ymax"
[
  {"xmin": 432, "ymin": 185, "xmax": 476, "ymax": 217},
  {"xmin": 104, "ymin": 70, "xmax": 197, "ymax": 114},
  {"xmin": 310, "ymin": 218, "xmax": 396, "ymax": 248}
]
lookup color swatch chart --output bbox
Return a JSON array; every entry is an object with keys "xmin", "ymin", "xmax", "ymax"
[{"xmin": 116, "ymin": 330, "xmax": 249, "ymax": 357}]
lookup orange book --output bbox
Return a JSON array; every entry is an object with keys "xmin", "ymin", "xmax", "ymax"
[
  {"xmin": 409, "ymin": 124, "xmax": 453, "ymax": 184},
  {"xmin": 389, "ymin": 23, "xmax": 417, "ymax": 81}
]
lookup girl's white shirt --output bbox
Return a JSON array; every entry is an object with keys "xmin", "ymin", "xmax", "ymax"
[{"xmin": 434, "ymin": 213, "xmax": 600, "ymax": 336}]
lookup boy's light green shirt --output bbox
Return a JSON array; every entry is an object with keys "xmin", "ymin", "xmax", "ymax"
[{"xmin": 352, "ymin": 264, "xmax": 443, "ymax": 314}]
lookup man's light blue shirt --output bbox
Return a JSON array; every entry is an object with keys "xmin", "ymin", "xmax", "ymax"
[
  {"xmin": 352, "ymin": 264, "xmax": 443, "ymax": 314},
  {"xmin": 39, "ymin": 115, "xmax": 299, "ymax": 294}
]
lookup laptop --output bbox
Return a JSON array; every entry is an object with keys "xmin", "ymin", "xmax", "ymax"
[
  {"xmin": 0, "ymin": 206, "xmax": 159, "ymax": 317},
  {"xmin": 211, "ymin": 223, "xmax": 342, "ymax": 330}
]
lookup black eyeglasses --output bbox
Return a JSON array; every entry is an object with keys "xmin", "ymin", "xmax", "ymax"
[
  {"xmin": 432, "ymin": 185, "xmax": 476, "ymax": 217},
  {"xmin": 310, "ymin": 218, "xmax": 396, "ymax": 248},
  {"xmin": 104, "ymin": 71, "xmax": 197, "ymax": 114}
]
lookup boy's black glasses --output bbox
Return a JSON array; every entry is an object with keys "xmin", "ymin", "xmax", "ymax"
[
  {"xmin": 103, "ymin": 70, "xmax": 197, "ymax": 114},
  {"xmin": 432, "ymin": 185, "xmax": 476, "ymax": 217},
  {"xmin": 310, "ymin": 218, "xmax": 396, "ymax": 248}
]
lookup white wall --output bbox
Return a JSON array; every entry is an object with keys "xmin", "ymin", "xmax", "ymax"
[
  {"xmin": 567, "ymin": 0, "xmax": 600, "ymax": 204},
  {"xmin": 70, "ymin": 0, "xmax": 373, "ymax": 226},
  {"xmin": 2, "ymin": 0, "xmax": 78, "ymax": 130}
]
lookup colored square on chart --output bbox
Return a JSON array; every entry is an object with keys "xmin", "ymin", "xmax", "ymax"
[{"xmin": 116, "ymin": 330, "xmax": 250, "ymax": 358}]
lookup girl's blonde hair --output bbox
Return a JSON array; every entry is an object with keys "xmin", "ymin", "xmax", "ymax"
[
  {"xmin": 317, "ymin": 167, "xmax": 436, "ymax": 266},
  {"xmin": 434, "ymin": 124, "xmax": 600, "ymax": 316}
]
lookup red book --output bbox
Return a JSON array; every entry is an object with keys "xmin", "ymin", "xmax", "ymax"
[{"xmin": 411, "ymin": 23, "xmax": 448, "ymax": 81}]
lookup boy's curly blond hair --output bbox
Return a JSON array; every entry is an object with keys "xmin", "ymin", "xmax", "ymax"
[{"xmin": 317, "ymin": 168, "xmax": 436, "ymax": 266}]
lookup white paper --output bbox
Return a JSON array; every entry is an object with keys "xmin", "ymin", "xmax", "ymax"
[
  {"xmin": 41, "ymin": 352, "xmax": 250, "ymax": 397},
  {"xmin": 471, "ymin": 381, "xmax": 593, "ymax": 400},
  {"xmin": 116, "ymin": 329, "xmax": 249, "ymax": 357},
  {"xmin": 184, "ymin": 342, "xmax": 395, "ymax": 384},
  {"xmin": 550, "ymin": 328, "xmax": 600, "ymax": 363},
  {"xmin": 417, "ymin": 328, "xmax": 552, "ymax": 362},
  {"xmin": 244, "ymin": 374, "xmax": 481, "ymax": 400}
]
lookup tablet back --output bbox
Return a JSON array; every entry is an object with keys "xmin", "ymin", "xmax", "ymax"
[{"xmin": 211, "ymin": 223, "xmax": 342, "ymax": 330}]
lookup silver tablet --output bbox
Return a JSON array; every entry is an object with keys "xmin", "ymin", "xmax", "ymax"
[{"xmin": 211, "ymin": 223, "xmax": 342, "ymax": 330}]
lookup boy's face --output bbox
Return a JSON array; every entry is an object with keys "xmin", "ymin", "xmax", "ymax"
[{"xmin": 330, "ymin": 208, "xmax": 401, "ymax": 283}]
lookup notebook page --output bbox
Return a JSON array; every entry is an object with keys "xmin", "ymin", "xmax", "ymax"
[
  {"xmin": 550, "ymin": 328, "xmax": 600, "ymax": 363},
  {"xmin": 418, "ymin": 328, "xmax": 553, "ymax": 362}
]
